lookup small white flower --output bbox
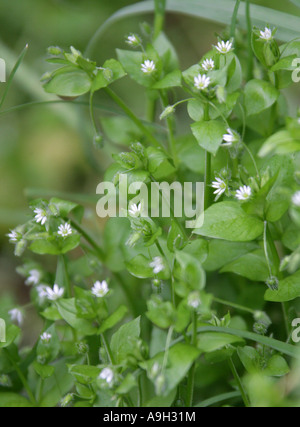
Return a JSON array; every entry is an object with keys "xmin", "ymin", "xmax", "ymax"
[
  {"xmin": 236, "ymin": 185, "xmax": 252, "ymax": 201},
  {"xmin": 34, "ymin": 208, "xmax": 48, "ymax": 226},
  {"xmin": 128, "ymin": 203, "xmax": 142, "ymax": 218},
  {"xmin": 141, "ymin": 60, "xmax": 156, "ymax": 74},
  {"xmin": 292, "ymin": 191, "xmax": 300, "ymax": 207},
  {"xmin": 222, "ymin": 128, "xmax": 239, "ymax": 147},
  {"xmin": 150, "ymin": 257, "xmax": 165, "ymax": 275},
  {"xmin": 40, "ymin": 332, "xmax": 52, "ymax": 343},
  {"xmin": 188, "ymin": 292, "xmax": 202, "ymax": 309},
  {"xmin": 126, "ymin": 34, "xmax": 140, "ymax": 47},
  {"xmin": 7, "ymin": 230, "xmax": 18, "ymax": 242},
  {"xmin": 9, "ymin": 308, "xmax": 23, "ymax": 326},
  {"xmin": 99, "ymin": 368, "xmax": 114, "ymax": 385},
  {"xmin": 202, "ymin": 58, "xmax": 215, "ymax": 71},
  {"xmin": 212, "ymin": 177, "xmax": 227, "ymax": 198},
  {"xmin": 194, "ymin": 74, "xmax": 211, "ymax": 91},
  {"xmin": 215, "ymin": 40, "xmax": 233, "ymax": 54},
  {"xmin": 45, "ymin": 284, "xmax": 64, "ymax": 301},
  {"xmin": 58, "ymin": 223, "xmax": 73, "ymax": 238},
  {"xmin": 91, "ymin": 281, "xmax": 109, "ymax": 298},
  {"xmin": 260, "ymin": 27, "xmax": 273, "ymax": 41},
  {"xmin": 36, "ymin": 285, "xmax": 48, "ymax": 302},
  {"xmin": 26, "ymin": 269, "xmax": 41, "ymax": 286}
]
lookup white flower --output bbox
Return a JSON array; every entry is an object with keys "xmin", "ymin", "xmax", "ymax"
[
  {"xmin": 9, "ymin": 308, "xmax": 23, "ymax": 326},
  {"xmin": 40, "ymin": 332, "xmax": 52, "ymax": 343},
  {"xmin": 128, "ymin": 203, "xmax": 142, "ymax": 218},
  {"xmin": 222, "ymin": 128, "xmax": 239, "ymax": 147},
  {"xmin": 45, "ymin": 284, "xmax": 64, "ymax": 301},
  {"xmin": 34, "ymin": 208, "xmax": 48, "ymax": 226},
  {"xmin": 91, "ymin": 281, "xmax": 109, "ymax": 298},
  {"xmin": 7, "ymin": 230, "xmax": 18, "ymax": 242},
  {"xmin": 194, "ymin": 74, "xmax": 210, "ymax": 91},
  {"xmin": 141, "ymin": 60, "xmax": 156, "ymax": 74},
  {"xmin": 202, "ymin": 58, "xmax": 215, "ymax": 71},
  {"xmin": 236, "ymin": 185, "xmax": 252, "ymax": 201},
  {"xmin": 126, "ymin": 34, "xmax": 140, "ymax": 47},
  {"xmin": 58, "ymin": 223, "xmax": 73, "ymax": 238},
  {"xmin": 188, "ymin": 292, "xmax": 202, "ymax": 309},
  {"xmin": 215, "ymin": 40, "xmax": 233, "ymax": 54},
  {"xmin": 150, "ymin": 257, "xmax": 165, "ymax": 275},
  {"xmin": 292, "ymin": 191, "xmax": 300, "ymax": 207},
  {"xmin": 36, "ymin": 285, "xmax": 48, "ymax": 302},
  {"xmin": 98, "ymin": 368, "xmax": 114, "ymax": 385},
  {"xmin": 212, "ymin": 177, "xmax": 227, "ymax": 198},
  {"xmin": 260, "ymin": 27, "xmax": 273, "ymax": 41},
  {"xmin": 26, "ymin": 269, "xmax": 41, "ymax": 286}
]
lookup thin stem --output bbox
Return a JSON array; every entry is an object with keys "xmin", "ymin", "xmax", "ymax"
[
  {"xmin": 105, "ymin": 87, "xmax": 167, "ymax": 153},
  {"xmin": 0, "ymin": 44, "xmax": 28, "ymax": 109},
  {"xmin": 228, "ymin": 357, "xmax": 250, "ymax": 407},
  {"xmin": 70, "ymin": 220, "xmax": 105, "ymax": 261},
  {"xmin": 160, "ymin": 91, "xmax": 178, "ymax": 166},
  {"xmin": 263, "ymin": 221, "xmax": 273, "ymax": 277},
  {"xmin": 186, "ymin": 312, "xmax": 198, "ymax": 407},
  {"xmin": 3, "ymin": 349, "xmax": 38, "ymax": 406},
  {"xmin": 89, "ymin": 91, "xmax": 101, "ymax": 138},
  {"xmin": 245, "ymin": 0, "xmax": 253, "ymax": 81},
  {"xmin": 101, "ymin": 333, "xmax": 115, "ymax": 365},
  {"xmin": 161, "ymin": 326, "xmax": 174, "ymax": 372},
  {"xmin": 154, "ymin": 0, "xmax": 167, "ymax": 40},
  {"xmin": 230, "ymin": 0, "xmax": 241, "ymax": 39},
  {"xmin": 204, "ymin": 102, "xmax": 212, "ymax": 210},
  {"xmin": 213, "ymin": 297, "xmax": 256, "ymax": 315}
]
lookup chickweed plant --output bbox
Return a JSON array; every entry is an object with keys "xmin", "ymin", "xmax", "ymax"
[{"xmin": 3, "ymin": 0, "xmax": 300, "ymax": 408}]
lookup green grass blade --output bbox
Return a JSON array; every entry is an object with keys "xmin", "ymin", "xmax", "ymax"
[
  {"xmin": 195, "ymin": 391, "xmax": 241, "ymax": 407},
  {"xmin": 86, "ymin": 0, "xmax": 300, "ymax": 57},
  {"xmin": 0, "ymin": 44, "xmax": 28, "ymax": 109},
  {"xmin": 172, "ymin": 326, "xmax": 300, "ymax": 359}
]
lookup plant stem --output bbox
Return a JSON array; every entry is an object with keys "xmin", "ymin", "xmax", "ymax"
[
  {"xmin": 230, "ymin": 0, "xmax": 241, "ymax": 39},
  {"xmin": 213, "ymin": 297, "xmax": 256, "ymax": 315},
  {"xmin": 186, "ymin": 312, "xmax": 198, "ymax": 407},
  {"xmin": 204, "ymin": 102, "xmax": 212, "ymax": 210},
  {"xmin": 160, "ymin": 91, "xmax": 178, "ymax": 166},
  {"xmin": 70, "ymin": 220, "xmax": 105, "ymax": 261},
  {"xmin": 3, "ymin": 349, "xmax": 38, "ymax": 406},
  {"xmin": 105, "ymin": 87, "xmax": 167, "ymax": 153},
  {"xmin": 245, "ymin": 0, "xmax": 253, "ymax": 81},
  {"xmin": 101, "ymin": 333, "xmax": 115, "ymax": 365},
  {"xmin": 228, "ymin": 357, "xmax": 250, "ymax": 407},
  {"xmin": 154, "ymin": 0, "xmax": 167, "ymax": 40}
]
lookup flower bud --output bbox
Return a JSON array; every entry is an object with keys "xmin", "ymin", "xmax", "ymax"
[
  {"xmin": 265, "ymin": 276, "xmax": 279, "ymax": 291},
  {"xmin": 160, "ymin": 105, "xmax": 176, "ymax": 120}
]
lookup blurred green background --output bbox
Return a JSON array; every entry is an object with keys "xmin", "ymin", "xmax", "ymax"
[{"xmin": 0, "ymin": 0, "xmax": 300, "ymax": 330}]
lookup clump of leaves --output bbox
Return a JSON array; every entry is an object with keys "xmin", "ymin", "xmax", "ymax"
[{"xmin": 3, "ymin": 0, "xmax": 300, "ymax": 408}]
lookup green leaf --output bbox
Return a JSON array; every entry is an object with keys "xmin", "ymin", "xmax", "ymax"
[
  {"xmin": 258, "ymin": 130, "xmax": 300, "ymax": 158},
  {"xmin": 115, "ymin": 373, "xmax": 137, "ymax": 395},
  {"xmin": 126, "ymin": 254, "xmax": 155, "ymax": 279},
  {"xmin": 194, "ymin": 202, "xmax": 264, "ymax": 242},
  {"xmin": 152, "ymin": 69, "xmax": 181, "ymax": 89},
  {"xmin": 68, "ymin": 365, "xmax": 101, "ymax": 385},
  {"xmin": 265, "ymin": 270, "xmax": 300, "ymax": 302},
  {"xmin": 220, "ymin": 249, "xmax": 269, "ymax": 282},
  {"xmin": 0, "ymin": 325, "xmax": 20, "ymax": 349},
  {"xmin": 33, "ymin": 362, "xmax": 55, "ymax": 380},
  {"xmin": 203, "ymin": 241, "xmax": 257, "ymax": 271},
  {"xmin": 0, "ymin": 393, "xmax": 33, "ymax": 407},
  {"xmin": 147, "ymin": 147, "xmax": 176, "ymax": 179},
  {"xmin": 91, "ymin": 58, "xmax": 126, "ymax": 91},
  {"xmin": 263, "ymin": 355, "xmax": 290, "ymax": 377},
  {"xmin": 191, "ymin": 120, "xmax": 227, "ymax": 155},
  {"xmin": 43, "ymin": 68, "xmax": 91, "ymax": 97},
  {"xmin": 110, "ymin": 317, "xmax": 141, "ymax": 365},
  {"xmin": 56, "ymin": 299, "xmax": 98, "ymax": 335},
  {"xmin": 198, "ymin": 332, "xmax": 244, "ymax": 353},
  {"xmin": 98, "ymin": 305, "xmax": 128, "ymax": 333},
  {"xmin": 146, "ymin": 296, "xmax": 176, "ymax": 329},
  {"xmin": 100, "ymin": 116, "xmax": 143, "ymax": 146},
  {"xmin": 244, "ymin": 79, "xmax": 279, "ymax": 116},
  {"xmin": 141, "ymin": 343, "xmax": 200, "ymax": 396}
]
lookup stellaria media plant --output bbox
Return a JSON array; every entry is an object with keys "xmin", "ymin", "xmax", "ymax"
[{"xmin": 2, "ymin": 0, "xmax": 300, "ymax": 408}]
